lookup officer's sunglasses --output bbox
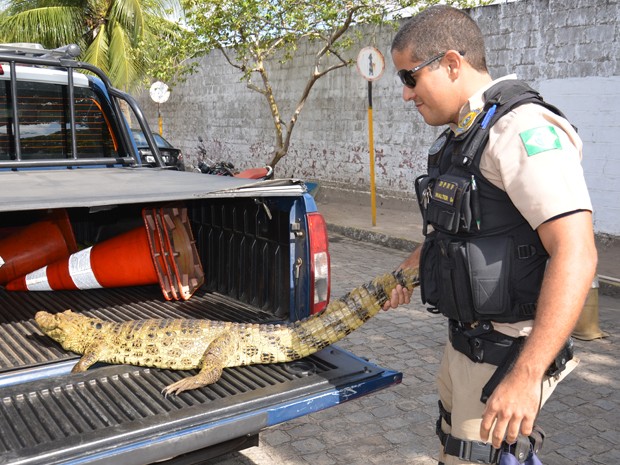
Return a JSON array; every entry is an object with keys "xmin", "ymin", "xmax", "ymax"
[{"xmin": 397, "ymin": 51, "xmax": 464, "ymax": 89}]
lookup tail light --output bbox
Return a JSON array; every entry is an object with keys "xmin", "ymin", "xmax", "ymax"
[{"xmin": 307, "ymin": 212, "xmax": 330, "ymax": 314}]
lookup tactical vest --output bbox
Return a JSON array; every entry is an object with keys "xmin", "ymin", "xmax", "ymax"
[{"xmin": 415, "ymin": 80, "xmax": 568, "ymax": 323}]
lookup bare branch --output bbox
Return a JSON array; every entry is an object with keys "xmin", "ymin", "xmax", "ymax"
[
  {"xmin": 219, "ymin": 46, "xmax": 245, "ymax": 72},
  {"xmin": 316, "ymin": 5, "xmax": 362, "ymax": 62}
]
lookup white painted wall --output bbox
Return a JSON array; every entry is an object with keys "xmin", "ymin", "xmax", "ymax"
[
  {"xmin": 136, "ymin": 0, "xmax": 620, "ymax": 236},
  {"xmin": 540, "ymin": 77, "xmax": 620, "ymax": 235}
]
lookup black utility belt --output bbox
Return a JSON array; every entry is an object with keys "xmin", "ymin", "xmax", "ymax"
[{"xmin": 448, "ymin": 320, "xmax": 573, "ymax": 377}]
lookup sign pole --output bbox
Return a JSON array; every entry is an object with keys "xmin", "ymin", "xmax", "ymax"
[
  {"xmin": 158, "ymin": 103, "xmax": 163, "ymax": 135},
  {"xmin": 149, "ymin": 81, "xmax": 171, "ymax": 136},
  {"xmin": 356, "ymin": 47, "xmax": 384, "ymax": 227},
  {"xmin": 367, "ymin": 81, "xmax": 377, "ymax": 226}
]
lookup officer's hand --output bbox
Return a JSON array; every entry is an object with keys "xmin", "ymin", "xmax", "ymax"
[
  {"xmin": 382, "ymin": 285, "xmax": 411, "ymax": 311},
  {"xmin": 479, "ymin": 369, "xmax": 542, "ymax": 448}
]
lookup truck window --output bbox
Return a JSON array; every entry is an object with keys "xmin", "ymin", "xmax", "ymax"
[{"xmin": 0, "ymin": 80, "xmax": 118, "ymax": 160}]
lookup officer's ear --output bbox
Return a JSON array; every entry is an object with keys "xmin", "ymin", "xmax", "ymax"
[{"xmin": 444, "ymin": 50, "xmax": 464, "ymax": 77}]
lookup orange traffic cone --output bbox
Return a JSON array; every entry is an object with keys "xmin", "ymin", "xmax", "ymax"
[
  {"xmin": 6, "ymin": 226, "xmax": 160, "ymax": 292},
  {"xmin": 6, "ymin": 205, "xmax": 204, "ymax": 300},
  {"xmin": 0, "ymin": 210, "xmax": 77, "ymax": 286}
]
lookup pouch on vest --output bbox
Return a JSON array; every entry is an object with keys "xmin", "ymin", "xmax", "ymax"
[
  {"xmin": 418, "ymin": 173, "xmax": 474, "ymax": 234},
  {"xmin": 421, "ymin": 236, "xmax": 476, "ymax": 322},
  {"xmin": 421, "ymin": 234, "xmax": 515, "ymax": 322},
  {"xmin": 419, "ymin": 231, "xmax": 441, "ymax": 307},
  {"xmin": 467, "ymin": 236, "xmax": 512, "ymax": 316}
]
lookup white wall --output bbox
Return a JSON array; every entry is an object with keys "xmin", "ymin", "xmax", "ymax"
[
  {"xmin": 137, "ymin": 0, "xmax": 620, "ymax": 236},
  {"xmin": 540, "ymin": 77, "xmax": 620, "ymax": 235}
]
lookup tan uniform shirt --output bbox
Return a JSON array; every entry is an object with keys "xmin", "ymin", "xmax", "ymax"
[{"xmin": 449, "ymin": 76, "xmax": 593, "ymax": 337}]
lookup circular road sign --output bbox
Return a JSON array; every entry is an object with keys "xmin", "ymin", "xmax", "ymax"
[
  {"xmin": 356, "ymin": 47, "xmax": 385, "ymax": 82},
  {"xmin": 149, "ymin": 81, "xmax": 170, "ymax": 104}
]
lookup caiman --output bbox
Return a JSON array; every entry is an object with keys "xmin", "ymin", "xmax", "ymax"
[{"xmin": 35, "ymin": 267, "xmax": 418, "ymax": 396}]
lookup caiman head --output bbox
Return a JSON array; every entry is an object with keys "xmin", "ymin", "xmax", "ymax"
[{"xmin": 35, "ymin": 310, "xmax": 96, "ymax": 352}]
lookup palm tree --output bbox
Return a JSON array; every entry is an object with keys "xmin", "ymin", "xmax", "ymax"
[{"xmin": 0, "ymin": 0, "xmax": 183, "ymax": 91}]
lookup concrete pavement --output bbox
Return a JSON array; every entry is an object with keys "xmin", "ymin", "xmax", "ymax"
[{"xmin": 209, "ymin": 196, "xmax": 619, "ymax": 464}]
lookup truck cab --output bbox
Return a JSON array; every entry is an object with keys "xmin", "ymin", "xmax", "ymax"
[{"xmin": 0, "ymin": 44, "xmax": 401, "ymax": 464}]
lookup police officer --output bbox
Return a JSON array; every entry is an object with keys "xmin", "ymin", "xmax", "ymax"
[{"xmin": 383, "ymin": 5, "xmax": 597, "ymax": 465}]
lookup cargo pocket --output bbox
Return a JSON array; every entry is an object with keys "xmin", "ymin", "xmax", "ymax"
[{"xmin": 466, "ymin": 236, "xmax": 513, "ymax": 317}]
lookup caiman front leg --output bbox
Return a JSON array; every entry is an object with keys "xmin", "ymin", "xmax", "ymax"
[
  {"xmin": 71, "ymin": 342, "xmax": 106, "ymax": 373},
  {"xmin": 162, "ymin": 331, "xmax": 239, "ymax": 396}
]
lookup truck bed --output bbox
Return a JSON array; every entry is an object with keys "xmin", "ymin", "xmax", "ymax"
[{"xmin": 0, "ymin": 286, "xmax": 401, "ymax": 465}]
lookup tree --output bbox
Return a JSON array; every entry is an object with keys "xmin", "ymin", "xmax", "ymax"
[
  {"xmin": 0, "ymin": 0, "xmax": 197, "ymax": 90},
  {"xmin": 182, "ymin": 0, "xmax": 483, "ymax": 168}
]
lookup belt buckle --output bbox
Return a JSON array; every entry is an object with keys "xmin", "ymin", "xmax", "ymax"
[{"xmin": 466, "ymin": 440, "xmax": 495, "ymax": 463}]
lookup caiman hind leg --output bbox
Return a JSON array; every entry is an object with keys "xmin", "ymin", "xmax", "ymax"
[{"xmin": 162, "ymin": 331, "xmax": 239, "ymax": 396}]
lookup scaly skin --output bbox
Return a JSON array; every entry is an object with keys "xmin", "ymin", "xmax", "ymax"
[{"xmin": 35, "ymin": 268, "xmax": 418, "ymax": 395}]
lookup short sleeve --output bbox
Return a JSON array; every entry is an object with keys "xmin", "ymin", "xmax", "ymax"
[{"xmin": 479, "ymin": 103, "xmax": 592, "ymax": 230}]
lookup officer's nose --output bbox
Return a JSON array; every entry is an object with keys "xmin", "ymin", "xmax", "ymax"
[{"xmin": 402, "ymin": 86, "xmax": 417, "ymax": 102}]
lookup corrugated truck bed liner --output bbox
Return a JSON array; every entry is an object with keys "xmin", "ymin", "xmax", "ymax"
[
  {"xmin": 0, "ymin": 286, "xmax": 279, "ymax": 373},
  {"xmin": 0, "ymin": 287, "xmax": 402, "ymax": 465}
]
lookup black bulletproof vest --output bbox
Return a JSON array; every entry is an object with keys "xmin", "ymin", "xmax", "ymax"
[{"xmin": 416, "ymin": 80, "xmax": 568, "ymax": 323}]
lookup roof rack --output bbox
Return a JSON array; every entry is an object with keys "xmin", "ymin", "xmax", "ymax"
[
  {"xmin": 0, "ymin": 43, "xmax": 81, "ymax": 59},
  {"xmin": 0, "ymin": 43, "xmax": 167, "ymax": 170}
]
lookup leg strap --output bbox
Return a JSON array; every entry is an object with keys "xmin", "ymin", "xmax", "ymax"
[
  {"xmin": 438, "ymin": 400, "xmax": 452, "ymax": 426},
  {"xmin": 436, "ymin": 401, "xmax": 545, "ymax": 464},
  {"xmin": 436, "ymin": 426, "xmax": 500, "ymax": 463},
  {"xmin": 436, "ymin": 401, "xmax": 499, "ymax": 463}
]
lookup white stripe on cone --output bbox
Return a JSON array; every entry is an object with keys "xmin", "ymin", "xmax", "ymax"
[
  {"xmin": 23, "ymin": 247, "xmax": 103, "ymax": 291},
  {"xmin": 24, "ymin": 266, "xmax": 53, "ymax": 291}
]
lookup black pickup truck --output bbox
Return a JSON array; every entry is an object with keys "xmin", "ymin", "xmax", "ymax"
[{"xmin": 0, "ymin": 44, "xmax": 401, "ymax": 464}]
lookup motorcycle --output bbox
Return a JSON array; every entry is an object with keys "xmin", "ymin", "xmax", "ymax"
[{"xmin": 193, "ymin": 137, "xmax": 273, "ymax": 180}]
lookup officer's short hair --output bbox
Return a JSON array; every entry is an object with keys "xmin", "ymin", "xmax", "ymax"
[{"xmin": 391, "ymin": 5, "xmax": 487, "ymax": 73}]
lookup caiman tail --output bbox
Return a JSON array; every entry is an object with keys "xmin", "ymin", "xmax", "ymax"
[{"xmin": 284, "ymin": 267, "xmax": 419, "ymax": 358}]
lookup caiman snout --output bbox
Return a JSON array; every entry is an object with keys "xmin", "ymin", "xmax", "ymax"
[{"xmin": 35, "ymin": 310, "xmax": 58, "ymax": 331}]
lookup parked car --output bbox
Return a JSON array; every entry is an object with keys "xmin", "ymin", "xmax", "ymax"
[{"xmin": 131, "ymin": 129, "xmax": 185, "ymax": 170}]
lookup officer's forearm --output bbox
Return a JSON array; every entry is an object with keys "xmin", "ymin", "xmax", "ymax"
[{"xmin": 397, "ymin": 246, "xmax": 422, "ymax": 271}]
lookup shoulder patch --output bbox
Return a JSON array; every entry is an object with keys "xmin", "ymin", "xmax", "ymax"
[
  {"xmin": 519, "ymin": 126, "xmax": 562, "ymax": 156},
  {"xmin": 456, "ymin": 109, "xmax": 480, "ymax": 135},
  {"xmin": 429, "ymin": 133, "xmax": 448, "ymax": 156}
]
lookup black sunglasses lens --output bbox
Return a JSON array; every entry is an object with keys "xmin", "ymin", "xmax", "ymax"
[{"xmin": 397, "ymin": 70, "xmax": 416, "ymax": 88}]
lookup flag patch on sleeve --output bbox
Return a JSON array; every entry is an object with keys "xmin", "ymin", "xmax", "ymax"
[{"xmin": 519, "ymin": 126, "xmax": 562, "ymax": 156}]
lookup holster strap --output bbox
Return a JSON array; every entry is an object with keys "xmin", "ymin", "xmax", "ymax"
[
  {"xmin": 436, "ymin": 410, "xmax": 546, "ymax": 464},
  {"xmin": 436, "ymin": 423, "xmax": 500, "ymax": 464},
  {"xmin": 436, "ymin": 426, "xmax": 544, "ymax": 464},
  {"xmin": 449, "ymin": 320, "xmax": 517, "ymax": 366}
]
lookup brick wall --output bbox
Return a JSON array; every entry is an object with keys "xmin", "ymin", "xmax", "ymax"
[{"xmin": 137, "ymin": 0, "xmax": 620, "ymax": 235}]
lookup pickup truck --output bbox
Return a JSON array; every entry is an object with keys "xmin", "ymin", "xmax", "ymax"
[{"xmin": 0, "ymin": 44, "xmax": 402, "ymax": 464}]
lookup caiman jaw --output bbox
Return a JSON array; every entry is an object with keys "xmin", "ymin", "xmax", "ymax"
[{"xmin": 34, "ymin": 311, "xmax": 57, "ymax": 332}]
